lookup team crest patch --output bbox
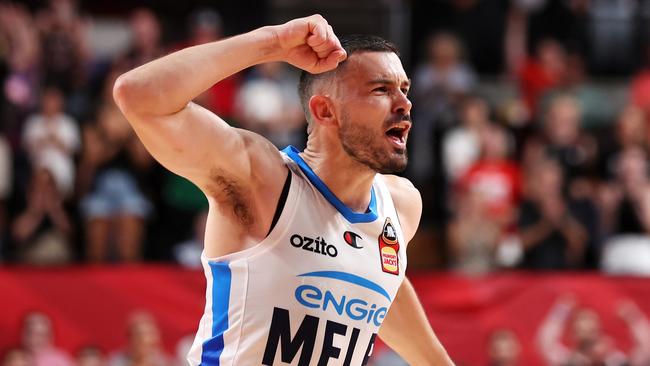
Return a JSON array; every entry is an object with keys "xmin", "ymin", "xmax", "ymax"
[{"xmin": 378, "ymin": 218, "xmax": 400, "ymax": 275}]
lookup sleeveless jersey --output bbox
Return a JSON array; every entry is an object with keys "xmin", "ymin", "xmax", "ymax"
[{"xmin": 187, "ymin": 146, "xmax": 408, "ymax": 366}]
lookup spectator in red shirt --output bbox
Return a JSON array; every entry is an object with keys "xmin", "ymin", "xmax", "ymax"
[
  {"xmin": 448, "ymin": 125, "xmax": 521, "ymax": 273},
  {"xmin": 456, "ymin": 125, "xmax": 520, "ymax": 224},
  {"xmin": 517, "ymin": 39, "xmax": 568, "ymax": 117},
  {"xmin": 179, "ymin": 8, "xmax": 240, "ymax": 121},
  {"xmin": 630, "ymin": 46, "xmax": 650, "ymax": 120}
]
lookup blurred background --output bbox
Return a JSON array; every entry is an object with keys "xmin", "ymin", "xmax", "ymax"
[{"xmin": 3, "ymin": 0, "xmax": 650, "ymax": 365}]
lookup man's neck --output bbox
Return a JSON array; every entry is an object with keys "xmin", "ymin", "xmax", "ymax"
[{"xmin": 299, "ymin": 145, "xmax": 376, "ymax": 213}]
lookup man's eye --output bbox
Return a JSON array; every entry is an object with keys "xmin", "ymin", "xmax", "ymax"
[
  {"xmin": 401, "ymin": 89, "xmax": 409, "ymax": 95},
  {"xmin": 373, "ymin": 87, "xmax": 388, "ymax": 93}
]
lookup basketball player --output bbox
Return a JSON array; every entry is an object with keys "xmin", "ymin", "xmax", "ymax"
[{"xmin": 114, "ymin": 14, "xmax": 454, "ymax": 366}]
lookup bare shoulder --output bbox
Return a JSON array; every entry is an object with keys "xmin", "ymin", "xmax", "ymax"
[
  {"xmin": 201, "ymin": 128, "xmax": 288, "ymax": 248},
  {"xmin": 382, "ymin": 174, "xmax": 420, "ymax": 200},
  {"xmin": 202, "ymin": 128, "xmax": 286, "ymax": 199},
  {"xmin": 381, "ymin": 174, "xmax": 422, "ymax": 243},
  {"xmin": 235, "ymin": 128, "xmax": 287, "ymax": 181}
]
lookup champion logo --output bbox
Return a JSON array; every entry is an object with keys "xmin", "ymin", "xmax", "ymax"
[{"xmin": 343, "ymin": 231, "xmax": 363, "ymax": 249}]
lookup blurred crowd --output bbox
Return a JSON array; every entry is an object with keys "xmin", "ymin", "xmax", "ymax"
[
  {"xmin": 372, "ymin": 294, "xmax": 650, "ymax": 366},
  {"xmin": 408, "ymin": 0, "xmax": 650, "ymax": 275},
  {"xmin": 2, "ymin": 310, "xmax": 194, "ymax": 366},
  {"xmin": 3, "ymin": 0, "xmax": 650, "ymax": 365},
  {"xmin": 0, "ymin": 0, "xmax": 304, "ymax": 266},
  {"xmin": 1, "ymin": 0, "xmax": 650, "ymax": 276},
  {"xmin": 4, "ymin": 294, "xmax": 650, "ymax": 366}
]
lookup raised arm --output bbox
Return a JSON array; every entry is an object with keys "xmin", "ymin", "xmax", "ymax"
[
  {"xmin": 618, "ymin": 300, "xmax": 650, "ymax": 365},
  {"xmin": 380, "ymin": 175, "xmax": 455, "ymax": 365},
  {"xmin": 113, "ymin": 15, "xmax": 345, "ymax": 188},
  {"xmin": 536, "ymin": 296, "xmax": 573, "ymax": 366},
  {"xmin": 112, "ymin": 16, "xmax": 346, "ymax": 249}
]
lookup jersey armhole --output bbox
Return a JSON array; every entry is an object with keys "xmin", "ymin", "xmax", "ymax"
[{"xmin": 267, "ymin": 168, "xmax": 292, "ymax": 237}]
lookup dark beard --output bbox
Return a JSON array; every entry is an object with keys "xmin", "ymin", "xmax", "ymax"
[{"xmin": 338, "ymin": 111, "xmax": 408, "ymax": 174}]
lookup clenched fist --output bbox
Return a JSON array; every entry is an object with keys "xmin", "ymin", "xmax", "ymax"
[{"xmin": 269, "ymin": 14, "xmax": 347, "ymax": 74}]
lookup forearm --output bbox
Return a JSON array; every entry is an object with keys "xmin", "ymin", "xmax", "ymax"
[
  {"xmin": 625, "ymin": 316, "xmax": 650, "ymax": 351},
  {"xmin": 379, "ymin": 278, "xmax": 454, "ymax": 366},
  {"xmin": 559, "ymin": 218, "xmax": 587, "ymax": 264},
  {"xmin": 114, "ymin": 26, "xmax": 281, "ymax": 117},
  {"xmin": 48, "ymin": 208, "xmax": 72, "ymax": 236},
  {"xmin": 12, "ymin": 210, "xmax": 42, "ymax": 242},
  {"xmin": 519, "ymin": 220, "xmax": 554, "ymax": 249}
]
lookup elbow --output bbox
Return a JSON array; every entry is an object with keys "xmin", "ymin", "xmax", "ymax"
[
  {"xmin": 112, "ymin": 72, "xmax": 181, "ymax": 121},
  {"xmin": 112, "ymin": 72, "xmax": 151, "ymax": 121},
  {"xmin": 112, "ymin": 73, "xmax": 134, "ymax": 114}
]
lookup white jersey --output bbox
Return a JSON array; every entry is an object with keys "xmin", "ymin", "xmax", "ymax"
[{"xmin": 188, "ymin": 146, "xmax": 407, "ymax": 366}]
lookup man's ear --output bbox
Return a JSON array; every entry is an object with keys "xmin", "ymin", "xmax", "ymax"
[{"xmin": 308, "ymin": 95, "xmax": 337, "ymax": 127}]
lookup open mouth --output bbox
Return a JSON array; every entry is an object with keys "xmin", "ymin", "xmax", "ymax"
[{"xmin": 385, "ymin": 124, "xmax": 410, "ymax": 148}]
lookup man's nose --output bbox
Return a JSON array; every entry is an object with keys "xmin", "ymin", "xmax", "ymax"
[{"xmin": 393, "ymin": 92, "xmax": 412, "ymax": 115}]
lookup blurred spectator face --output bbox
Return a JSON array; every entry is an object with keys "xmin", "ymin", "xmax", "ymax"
[
  {"xmin": 2, "ymin": 348, "xmax": 32, "ymax": 366},
  {"xmin": 537, "ymin": 39, "xmax": 567, "ymax": 78},
  {"xmin": 617, "ymin": 105, "xmax": 646, "ymax": 147},
  {"xmin": 617, "ymin": 147, "xmax": 648, "ymax": 186},
  {"xmin": 190, "ymin": 8, "xmax": 222, "ymax": 44},
  {"xmin": 49, "ymin": 0, "xmax": 76, "ymax": 24},
  {"xmin": 481, "ymin": 126, "xmax": 509, "ymax": 159},
  {"xmin": 545, "ymin": 96, "xmax": 581, "ymax": 145},
  {"xmin": 488, "ymin": 330, "xmax": 520, "ymax": 366},
  {"xmin": 77, "ymin": 346, "xmax": 105, "ymax": 366},
  {"xmin": 428, "ymin": 33, "xmax": 461, "ymax": 68},
  {"xmin": 130, "ymin": 9, "xmax": 160, "ymax": 51},
  {"xmin": 460, "ymin": 97, "xmax": 489, "ymax": 128},
  {"xmin": 21, "ymin": 312, "xmax": 53, "ymax": 350},
  {"xmin": 571, "ymin": 309, "xmax": 601, "ymax": 350},
  {"xmin": 527, "ymin": 159, "xmax": 563, "ymax": 198},
  {"xmin": 42, "ymin": 87, "xmax": 64, "ymax": 117},
  {"xmin": 127, "ymin": 312, "xmax": 162, "ymax": 357},
  {"xmin": 565, "ymin": 54, "xmax": 587, "ymax": 85}
]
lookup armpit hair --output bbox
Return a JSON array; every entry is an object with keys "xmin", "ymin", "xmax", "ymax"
[{"xmin": 206, "ymin": 168, "xmax": 254, "ymax": 228}]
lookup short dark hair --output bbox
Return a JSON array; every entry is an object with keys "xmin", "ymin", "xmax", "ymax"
[{"xmin": 297, "ymin": 34, "xmax": 400, "ymax": 124}]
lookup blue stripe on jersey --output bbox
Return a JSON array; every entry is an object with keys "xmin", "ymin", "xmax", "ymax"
[
  {"xmin": 298, "ymin": 271, "xmax": 392, "ymax": 302},
  {"xmin": 282, "ymin": 145, "xmax": 378, "ymax": 224},
  {"xmin": 200, "ymin": 262, "xmax": 231, "ymax": 366}
]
